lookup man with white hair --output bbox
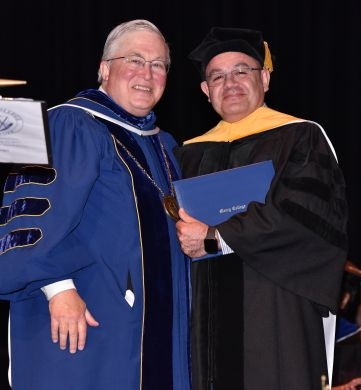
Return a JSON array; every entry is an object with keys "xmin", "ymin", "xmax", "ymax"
[{"xmin": 0, "ymin": 19, "xmax": 190, "ymax": 390}]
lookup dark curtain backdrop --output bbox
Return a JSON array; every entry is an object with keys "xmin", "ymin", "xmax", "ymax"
[{"xmin": 1, "ymin": 1, "xmax": 360, "ymax": 388}]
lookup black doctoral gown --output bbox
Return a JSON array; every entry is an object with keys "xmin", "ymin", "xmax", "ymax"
[{"xmin": 174, "ymin": 120, "xmax": 348, "ymax": 390}]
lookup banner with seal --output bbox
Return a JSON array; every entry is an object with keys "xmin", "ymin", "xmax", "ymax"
[{"xmin": 0, "ymin": 98, "xmax": 52, "ymax": 165}]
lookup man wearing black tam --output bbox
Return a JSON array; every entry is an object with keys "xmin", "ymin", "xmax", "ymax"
[{"xmin": 175, "ymin": 27, "xmax": 348, "ymax": 390}]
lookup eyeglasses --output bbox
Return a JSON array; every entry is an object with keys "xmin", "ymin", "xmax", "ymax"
[
  {"xmin": 206, "ymin": 66, "xmax": 263, "ymax": 86},
  {"xmin": 106, "ymin": 55, "xmax": 169, "ymax": 75}
]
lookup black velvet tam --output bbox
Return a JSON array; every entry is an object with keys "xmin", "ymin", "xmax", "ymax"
[{"xmin": 188, "ymin": 27, "xmax": 265, "ymax": 79}]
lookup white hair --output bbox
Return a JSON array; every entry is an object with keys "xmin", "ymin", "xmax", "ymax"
[{"xmin": 97, "ymin": 19, "xmax": 170, "ymax": 83}]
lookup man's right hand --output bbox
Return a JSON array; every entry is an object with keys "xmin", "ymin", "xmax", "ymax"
[
  {"xmin": 48, "ymin": 289, "xmax": 99, "ymax": 354},
  {"xmin": 176, "ymin": 208, "xmax": 209, "ymax": 258}
]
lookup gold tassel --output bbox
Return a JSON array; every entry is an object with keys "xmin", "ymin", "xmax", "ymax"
[
  {"xmin": 263, "ymin": 41, "xmax": 273, "ymax": 72},
  {"xmin": 320, "ymin": 375, "xmax": 330, "ymax": 390}
]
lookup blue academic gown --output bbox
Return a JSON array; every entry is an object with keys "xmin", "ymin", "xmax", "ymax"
[{"xmin": 0, "ymin": 89, "xmax": 191, "ymax": 390}]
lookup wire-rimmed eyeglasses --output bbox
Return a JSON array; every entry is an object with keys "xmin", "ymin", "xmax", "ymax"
[
  {"xmin": 106, "ymin": 55, "xmax": 169, "ymax": 75},
  {"xmin": 206, "ymin": 66, "xmax": 263, "ymax": 87}
]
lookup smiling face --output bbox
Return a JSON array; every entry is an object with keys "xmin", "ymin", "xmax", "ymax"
[
  {"xmin": 99, "ymin": 30, "xmax": 168, "ymax": 117},
  {"xmin": 201, "ymin": 51, "xmax": 270, "ymax": 123}
]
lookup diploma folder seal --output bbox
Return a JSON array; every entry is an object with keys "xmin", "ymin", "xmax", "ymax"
[{"xmin": 173, "ymin": 160, "xmax": 275, "ymax": 227}]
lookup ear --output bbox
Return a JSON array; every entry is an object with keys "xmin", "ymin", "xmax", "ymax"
[
  {"xmin": 261, "ymin": 69, "xmax": 271, "ymax": 92},
  {"xmin": 200, "ymin": 81, "xmax": 210, "ymax": 101},
  {"xmin": 99, "ymin": 61, "xmax": 110, "ymax": 82}
]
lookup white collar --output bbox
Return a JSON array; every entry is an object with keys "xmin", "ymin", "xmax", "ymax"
[{"xmin": 49, "ymin": 103, "xmax": 160, "ymax": 136}]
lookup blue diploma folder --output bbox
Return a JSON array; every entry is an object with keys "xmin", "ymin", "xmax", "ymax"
[{"xmin": 173, "ymin": 160, "xmax": 275, "ymax": 226}]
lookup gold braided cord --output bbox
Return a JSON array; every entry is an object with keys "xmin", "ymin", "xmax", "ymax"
[{"xmin": 263, "ymin": 41, "xmax": 273, "ymax": 72}]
